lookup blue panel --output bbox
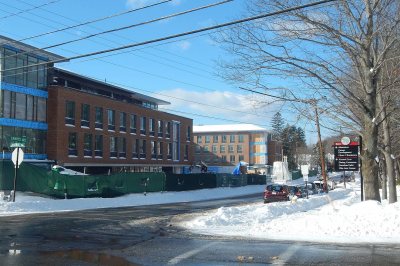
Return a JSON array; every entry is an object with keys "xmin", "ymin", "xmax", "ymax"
[
  {"xmin": 0, "ymin": 153, "xmax": 47, "ymax": 160},
  {"xmin": 250, "ymin": 142, "xmax": 266, "ymax": 145},
  {"xmin": 2, "ymin": 44, "xmax": 21, "ymax": 53},
  {"xmin": 0, "ymin": 118, "xmax": 47, "ymax": 130},
  {"xmin": 1, "ymin": 82, "xmax": 48, "ymax": 98}
]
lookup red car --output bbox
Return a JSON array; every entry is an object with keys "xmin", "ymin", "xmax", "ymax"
[{"xmin": 263, "ymin": 184, "xmax": 290, "ymax": 203}]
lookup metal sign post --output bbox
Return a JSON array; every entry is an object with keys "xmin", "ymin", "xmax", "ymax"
[{"xmin": 11, "ymin": 147, "xmax": 24, "ymax": 202}]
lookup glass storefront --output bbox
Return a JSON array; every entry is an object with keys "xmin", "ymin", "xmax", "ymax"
[
  {"xmin": 0, "ymin": 126, "xmax": 46, "ymax": 154},
  {"xmin": 1, "ymin": 47, "xmax": 48, "ymax": 90}
]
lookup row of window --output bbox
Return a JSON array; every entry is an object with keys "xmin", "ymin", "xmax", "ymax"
[
  {"xmin": 1, "ymin": 90, "xmax": 46, "ymax": 122},
  {"xmin": 65, "ymin": 101, "xmax": 191, "ymax": 140},
  {"xmin": 67, "ymin": 132, "xmax": 189, "ymax": 160},
  {"xmin": 196, "ymin": 134, "xmax": 244, "ymax": 144},
  {"xmin": 2, "ymin": 47, "xmax": 48, "ymax": 90},
  {"xmin": 200, "ymin": 155, "xmax": 245, "ymax": 164},
  {"xmin": 195, "ymin": 144, "xmax": 243, "ymax": 153}
]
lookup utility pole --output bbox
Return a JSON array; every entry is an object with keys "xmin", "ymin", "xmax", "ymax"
[{"xmin": 312, "ymin": 100, "xmax": 328, "ymax": 193}]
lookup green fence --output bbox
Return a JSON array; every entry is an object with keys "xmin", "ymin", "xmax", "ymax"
[
  {"xmin": 292, "ymin": 169, "xmax": 319, "ymax": 180},
  {"xmin": 0, "ymin": 161, "xmax": 267, "ymax": 198},
  {"xmin": 165, "ymin": 173, "xmax": 216, "ymax": 191},
  {"xmin": 0, "ymin": 161, "xmax": 165, "ymax": 198}
]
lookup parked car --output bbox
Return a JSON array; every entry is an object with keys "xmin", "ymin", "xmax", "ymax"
[
  {"xmin": 299, "ymin": 183, "xmax": 319, "ymax": 197},
  {"xmin": 263, "ymin": 184, "xmax": 290, "ymax": 203},
  {"xmin": 288, "ymin": 185, "xmax": 303, "ymax": 199},
  {"xmin": 313, "ymin": 180, "xmax": 336, "ymax": 192}
]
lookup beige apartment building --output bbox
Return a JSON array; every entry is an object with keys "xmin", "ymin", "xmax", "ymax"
[{"xmin": 193, "ymin": 124, "xmax": 282, "ymax": 172}]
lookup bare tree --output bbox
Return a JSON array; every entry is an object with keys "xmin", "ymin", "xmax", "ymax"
[{"xmin": 215, "ymin": 0, "xmax": 400, "ymax": 201}]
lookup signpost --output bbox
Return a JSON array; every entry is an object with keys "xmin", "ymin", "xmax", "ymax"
[
  {"xmin": 333, "ymin": 137, "xmax": 360, "ymax": 197},
  {"xmin": 301, "ymin": 165, "xmax": 309, "ymax": 199},
  {"xmin": 11, "ymin": 147, "xmax": 24, "ymax": 202},
  {"xmin": 333, "ymin": 140, "xmax": 359, "ymax": 171}
]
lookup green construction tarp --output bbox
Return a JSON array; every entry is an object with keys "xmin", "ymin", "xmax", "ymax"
[
  {"xmin": 165, "ymin": 173, "xmax": 216, "ymax": 191},
  {"xmin": 216, "ymin": 174, "xmax": 248, "ymax": 187},
  {"xmin": 0, "ymin": 160, "xmax": 166, "ymax": 198}
]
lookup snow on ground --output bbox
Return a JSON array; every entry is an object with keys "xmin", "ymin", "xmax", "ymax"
[
  {"xmin": 182, "ymin": 174, "xmax": 400, "ymax": 244},
  {"xmin": 0, "ymin": 185, "xmax": 265, "ymax": 217},
  {"xmin": 1, "ymin": 172, "xmax": 399, "ymax": 244}
]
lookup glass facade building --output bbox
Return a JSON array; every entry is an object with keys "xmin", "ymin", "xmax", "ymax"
[{"xmin": 0, "ymin": 37, "xmax": 65, "ymax": 159}]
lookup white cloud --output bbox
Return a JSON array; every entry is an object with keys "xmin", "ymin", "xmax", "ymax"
[
  {"xmin": 126, "ymin": 0, "xmax": 181, "ymax": 9},
  {"xmin": 176, "ymin": 41, "xmax": 191, "ymax": 51},
  {"xmin": 156, "ymin": 88, "xmax": 282, "ymax": 127},
  {"xmin": 126, "ymin": 0, "xmax": 147, "ymax": 9}
]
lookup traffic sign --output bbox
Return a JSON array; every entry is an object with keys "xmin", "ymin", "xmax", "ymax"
[{"xmin": 11, "ymin": 148, "xmax": 24, "ymax": 168}]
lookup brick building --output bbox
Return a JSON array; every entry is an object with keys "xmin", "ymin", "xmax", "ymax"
[
  {"xmin": 193, "ymin": 124, "xmax": 282, "ymax": 172},
  {"xmin": 0, "ymin": 36, "xmax": 193, "ymax": 174}
]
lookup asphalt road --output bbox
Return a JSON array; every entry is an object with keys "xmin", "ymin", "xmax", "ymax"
[{"xmin": 0, "ymin": 193, "xmax": 400, "ymax": 265}]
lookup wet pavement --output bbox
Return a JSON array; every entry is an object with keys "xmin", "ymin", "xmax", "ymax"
[{"xmin": 1, "ymin": 194, "xmax": 400, "ymax": 265}]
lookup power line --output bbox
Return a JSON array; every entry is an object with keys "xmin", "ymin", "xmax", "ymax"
[
  {"xmin": 2, "ymin": 0, "xmax": 338, "ymax": 73},
  {"xmin": 1, "ymin": 0, "xmax": 172, "ymax": 44},
  {"xmin": 1, "ymin": 0, "xmax": 233, "ymax": 61},
  {"xmin": 0, "ymin": 0, "xmax": 61, "ymax": 20}
]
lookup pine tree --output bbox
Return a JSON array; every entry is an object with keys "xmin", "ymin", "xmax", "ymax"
[{"xmin": 271, "ymin": 112, "xmax": 284, "ymax": 141}]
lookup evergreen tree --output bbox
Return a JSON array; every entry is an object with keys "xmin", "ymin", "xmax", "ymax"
[{"xmin": 271, "ymin": 112, "xmax": 284, "ymax": 141}]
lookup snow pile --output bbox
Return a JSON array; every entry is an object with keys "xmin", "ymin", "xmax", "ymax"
[
  {"xmin": 0, "ymin": 185, "xmax": 265, "ymax": 216},
  {"xmin": 183, "ymin": 182, "xmax": 400, "ymax": 244}
]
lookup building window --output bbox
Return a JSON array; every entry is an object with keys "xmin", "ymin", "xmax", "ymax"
[
  {"xmin": 94, "ymin": 135, "xmax": 103, "ymax": 157},
  {"xmin": 15, "ymin": 93, "xmax": 26, "ymax": 120},
  {"xmin": 107, "ymin": 109, "xmax": 115, "ymax": 131},
  {"xmin": 83, "ymin": 133, "xmax": 92, "ymax": 157},
  {"xmin": 220, "ymin": 145, "xmax": 225, "ymax": 153},
  {"xmin": 195, "ymin": 145, "xmax": 201, "ymax": 153},
  {"xmin": 221, "ymin": 155, "xmax": 227, "ymax": 162},
  {"xmin": 230, "ymin": 155, "xmax": 235, "ymax": 163},
  {"xmin": 151, "ymin": 141, "xmax": 157, "ymax": 159},
  {"xmin": 239, "ymin": 155, "xmax": 244, "ymax": 162},
  {"xmin": 184, "ymin": 145, "xmax": 189, "ymax": 160},
  {"xmin": 95, "ymin": 107, "xmax": 103, "ymax": 129},
  {"xmin": 130, "ymin": 114, "xmax": 137, "ymax": 134},
  {"xmin": 139, "ymin": 139, "xmax": 147, "ymax": 159},
  {"xmin": 140, "ymin": 116, "xmax": 146, "ymax": 135},
  {"xmin": 165, "ymin": 121, "xmax": 171, "ymax": 138},
  {"xmin": 118, "ymin": 137, "xmax": 126, "ymax": 158},
  {"xmin": 120, "ymin": 112, "xmax": 127, "ymax": 132},
  {"xmin": 81, "ymin": 104, "xmax": 90, "ymax": 128},
  {"xmin": 149, "ymin": 118, "xmax": 155, "ymax": 136},
  {"xmin": 212, "ymin": 144, "xmax": 217, "ymax": 153},
  {"xmin": 158, "ymin": 142, "xmax": 163, "ymax": 159},
  {"xmin": 228, "ymin": 144, "xmax": 234, "ymax": 153},
  {"xmin": 230, "ymin": 135, "xmax": 235, "ymax": 143},
  {"xmin": 167, "ymin": 143, "xmax": 173, "ymax": 159},
  {"xmin": 237, "ymin": 145, "xmax": 243, "ymax": 153},
  {"xmin": 205, "ymin": 135, "xmax": 211, "ymax": 143},
  {"xmin": 187, "ymin": 126, "xmax": 191, "ymax": 141},
  {"xmin": 68, "ymin": 132, "xmax": 77, "ymax": 156},
  {"xmin": 197, "ymin": 135, "xmax": 202, "ymax": 143},
  {"xmin": 158, "ymin": 120, "xmax": 163, "ymax": 137},
  {"xmin": 110, "ymin": 136, "xmax": 117, "ymax": 158},
  {"xmin": 65, "ymin": 101, "xmax": 75, "ymax": 125},
  {"xmin": 238, "ymin": 135, "xmax": 244, "ymax": 143},
  {"xmin": 132, "ymin": 139, "xmax": 139, "ymax": 159},
  {"xmin": 204, "ymin": 146, "xmax": 209, "ymax": 152},
  {"xmin": 213, "ymin": 135, "xmax": 218, "ymax": 143},
  {"xmin": 222, "ymin": 135, "xmax": 227, "ymax": 143},
  {"xmin": 37, "ymin": 97, "xmax": 46, "ymax": 122}
]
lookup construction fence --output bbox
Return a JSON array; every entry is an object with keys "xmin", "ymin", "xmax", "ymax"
[{"xmin": 0, "ymin": 161, "xmax": 268, "ymax": 199}]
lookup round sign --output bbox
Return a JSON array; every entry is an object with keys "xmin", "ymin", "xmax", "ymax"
[{"xmin": 341, "ymin": 136, "xmax": 351, "ymax": 145}]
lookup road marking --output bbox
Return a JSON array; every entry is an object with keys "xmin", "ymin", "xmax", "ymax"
[{"xmin": 167, "ymin": 242, "xmax": 217, "ymax": 265}]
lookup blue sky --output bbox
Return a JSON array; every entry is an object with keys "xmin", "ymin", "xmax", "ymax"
[{"xmin": 0, "ymin": 0, "xmax": 326, "ymax": 144}]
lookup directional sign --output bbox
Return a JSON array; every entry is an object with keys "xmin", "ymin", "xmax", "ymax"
[
  {"xmin": 334, "ymin": 141, "xmax": 359, "ymax": 171},
  {"xmin": 11, "ymin": 148, "xmax": 24, "ymax": 168}
]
